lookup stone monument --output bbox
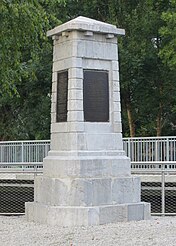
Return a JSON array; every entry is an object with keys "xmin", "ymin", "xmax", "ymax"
[{"xmin": 25, "ymin": 16, "xmax": 150, "ymax": 226}]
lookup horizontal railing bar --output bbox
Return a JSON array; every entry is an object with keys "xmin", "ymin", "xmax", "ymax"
[
  {"xmin": 0, "ymin": 171, "xmax": 43, "ymax": 173},
  {"xmin": 131, "ymin": 171, "xmax": 176, "ymax": 174},
  {"xmin": 151, "ymin": 213, "xmax": 176, "ymax": 216},
  {"xmin": 131, "ymin": 167, "xmax": 176, "ymax": 170},
  {"xmin": 142, "ymin": 187, "xmax": 162, "ymax": 190},
  {"xmin": 0, "ymin": 162, "xmax": 43, "ymax": 165},
  {"xmin": 0, "ymin": 183, "xmax": 34, "ymax": 187},
  {"xmin": 0, "ymin": 213, "xmax": 25, "ymax": 215},
  {"xmin": 131, "ymin": 161, "xmax": 176, "ymax": 164},
  {"xmin": 0, "ymin": 140, "xmax": 50, "ymax": 144},
  {"xmin": 142, "ymin": 187, "xmax": 176, "ymax": 191},
  {"xmin": 123, "ymin": 136, "xmax": 176, "ymax": 140}
]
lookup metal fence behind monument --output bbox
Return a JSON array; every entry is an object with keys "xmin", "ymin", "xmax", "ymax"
[{"xmin": 1, "ymin": 137, "xmax": 176, "ymax": 215}]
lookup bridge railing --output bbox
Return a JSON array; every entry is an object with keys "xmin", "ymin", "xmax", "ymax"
[
  {"xmin": 1, "ymin": 137, "xmax": 176, "ymax": 215},
  {"xmin": 0, "ymin": 140, "xmax": 50, "ymax": 164},
  {"xmin": 123, "ymin": 136, "xmax": 176, "ymax": 170},
  {"xmin": 1, "ymin": 137, "xmax": 176, "ymax": 167}
]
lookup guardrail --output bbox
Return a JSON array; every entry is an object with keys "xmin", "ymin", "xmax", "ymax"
[
  {"xmin": 1, "ymin": 137, "xmax": 176, "ymax": 215},
  {"xmin": 1, "ymin": 136, "xmax": 176, "ymax": 165},
  {"xmin": 0, "ymin": 162, "xmax": 43, "ymax": 174},
  {"xmin": 123, "ymin": 136, "xmax": 176, "ymax": 162},
  {"xmin": 131, "ymin": 161, "xmax": 176, "ymax": 215},
  {"xmin": 124, "ymin": 137, "xmax": 176, "ymax": 215},
  {"xmin": 0, "ymin": 140, "xmax": 50, "ymax": 164}
]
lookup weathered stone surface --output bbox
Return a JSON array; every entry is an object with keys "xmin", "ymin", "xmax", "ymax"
[
  {"xmin": 25, "ymin": 16, "xmax": 150, "ymax": 226},
  {"xmin": 50, "ymin": 132, "xmax": 124, "ymax": 151},
  {"xmin": 34, "ymin": 176, "xmax": 141, "ymax": 207},
  {"xmin": 26, "ymin": 202, "xmax": 150, "ymax": 226},
  {"xmin": 111, "ymin": 177, "xmax": 141, "ymax": 204},
  {"xmin": 47, "ymin": 16, "xmax": 125, "ymax": 37},
  {"xmin": 43, "ymin": 156, "xmax": 131, "ymax": 179}
]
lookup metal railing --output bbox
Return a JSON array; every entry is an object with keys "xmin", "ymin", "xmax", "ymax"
[
  {"xmin": 1, "ymin": 136, "xmax": 176, "ymax": 166},
  {"xmin": 123, "ymin": 136, "xmax": 176, "ymax": 163},
  {"xmin": 1, "ymin": 137, "xmax": 176, "ymax": 215},
  {"xmin": 123, "ymin": 137, "xmax": 176, "ymax": 215},
  {"xmin": 0, "ymin": 140, "xmax": 48, "ymax": 214},
  {"xmin": 131, "ymin": 162, "xmax": 176, "ymax": 215},
  {"xmin": 0, "ymin": 140, "xmax": 50, "ymax": 163}
]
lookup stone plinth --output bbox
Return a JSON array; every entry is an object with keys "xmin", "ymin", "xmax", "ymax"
[{"xmin": 25, "ymin": 16, "xmax": 150, "ymax": 226}]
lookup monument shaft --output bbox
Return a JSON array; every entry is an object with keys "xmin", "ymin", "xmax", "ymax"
[{"xmin": 25, "ymin": 16, "xmax": 150, "ymax": 226}]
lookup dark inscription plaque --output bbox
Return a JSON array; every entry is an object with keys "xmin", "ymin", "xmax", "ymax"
[
  {"xmin": 56, "ymin": 71, "xmax": 68, "ymax": 122},
  {"xmin": 83, "ymin": 70, "xmax": 109, "ymax": 122}
]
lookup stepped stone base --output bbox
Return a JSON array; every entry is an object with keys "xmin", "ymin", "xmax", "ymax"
[
  {"xmin": 26, "ymin": 202, "xmax": 150, "ymax": 226},
  {"xmin": 25, "ymin": 155, "xmax": 151, "ymax": 226},
  {"xmin": 33, "ymin": 176, "xmax": 141, "ymax": 206}
]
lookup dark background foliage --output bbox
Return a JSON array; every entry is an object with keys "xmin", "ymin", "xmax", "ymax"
[{"xmin": 0, "ymin": 0, "xmax": 176, "ymax": 140}]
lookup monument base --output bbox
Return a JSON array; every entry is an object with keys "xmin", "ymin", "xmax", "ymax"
[
  {"xmin": 26, "ymin": 202, "xmax": 150, "ymax": 226},
  {"xmin": 25, "ymin": 153, "xmax": 150, "ymax": 226}
]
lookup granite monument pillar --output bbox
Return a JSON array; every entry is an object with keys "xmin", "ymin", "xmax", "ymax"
[{"xmin": 25, "ymin": 16, "xmax": 150, "ymax": 226}]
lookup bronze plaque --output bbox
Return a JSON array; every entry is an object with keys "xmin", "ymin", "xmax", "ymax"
[
  {"xmin": 56, "ymin": 71, "xmax": 68, "ymax": 122},
  {"xmin": 83, "ymin": 70, "xmax": 109, "ymax": 122}
]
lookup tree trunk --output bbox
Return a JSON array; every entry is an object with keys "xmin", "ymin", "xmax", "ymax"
[
  {"xmin": 156, "ymin": 102, "xmax": 163, "ymax": 136},
  {"xmin": 126, "ymin": 102, "xmax": 135, "ymax": 137},
  {"xmin": 156, "ymin": 76, "xmax": 163, "ymax": 136}
]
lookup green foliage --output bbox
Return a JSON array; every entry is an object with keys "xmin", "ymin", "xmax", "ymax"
[
  {"xmin": 1, "ymin": 0, "xmax": 46, "ymax": 95},
  {"xmin": 159, "ymin": 0, "xmax": 176, "ymax": 69},
  {"xmin": 112, "ymin": 0, "xmax": 176, "ymax": 136},
  {"xmin": 0, "ymin": 0, "xmax": 61, "ymax": 140},
  {"xmin": 1, "ymin": 0, "xmax": 176, "ymax": 139}
]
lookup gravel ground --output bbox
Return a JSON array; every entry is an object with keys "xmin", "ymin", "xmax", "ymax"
[{"xmin": 1, "ymin": 216, "xmax": 176, "ymax": 246}]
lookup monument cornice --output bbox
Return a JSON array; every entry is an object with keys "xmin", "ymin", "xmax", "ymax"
[{"xmin": 47, "ymin": 16, "xmax": 125, "ymax": 37}]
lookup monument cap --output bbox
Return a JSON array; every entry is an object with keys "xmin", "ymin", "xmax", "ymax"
[{"xmin": 47, "ymin": 16, "xmax": 125, "ymax": 37}]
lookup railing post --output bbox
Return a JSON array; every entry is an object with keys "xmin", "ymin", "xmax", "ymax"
[
  {"xmin": 0, "ymin": 144, "xmax": 2, "ymax": 163},
  {"xmin": 155, "ymin": 139, "xmax": 158, "ymax": 161},
  {"xmin": 161, "ymin": 163, "xmax": 165, "ymax": 216},
  {"xmin": 21, "ymin": 142, "xmax": 24, "ymax": 170},
  {"xmin": 166, "ymin": 137, "xmax": 169, "ymax": 162},
  {"xmin": 128, "ymin": 138, "xmax": 131, "ymax": 160}
]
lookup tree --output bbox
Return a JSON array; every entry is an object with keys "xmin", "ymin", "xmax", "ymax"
[
  {"xmin": 158, "ymin": 0, "xmax": 176, "ymax": 135},
  {"xmin": 1, "ymin": 0, "xmax": 176, "ymax": 139},
  {"xmin": 112, "ymin": 0, "xmax": 176, "ymax": 136},
  {"xmin": 159, "ymin": 0, "xmax": 176, "ymax": 69},
  {"xmin": 0, "ymin": 0, "xmax": 61, "ymax": 140}
]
